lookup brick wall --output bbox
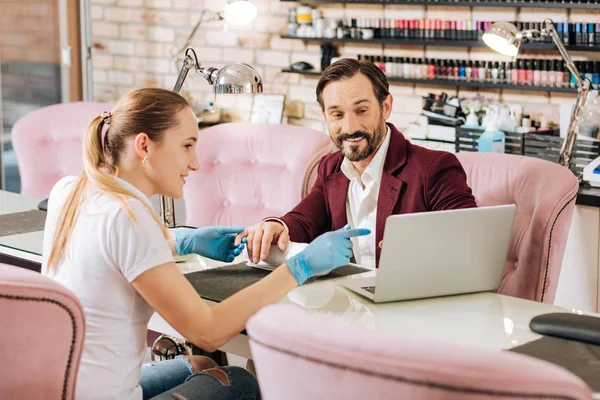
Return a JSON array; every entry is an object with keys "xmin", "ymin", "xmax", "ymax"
[
  {"xmin": 0, "ymin": 0, "xmax": 61, "ymax": 64},
  {"xmin": 89, "ymin": 0, "xmax": 600, "ymax": 133}
]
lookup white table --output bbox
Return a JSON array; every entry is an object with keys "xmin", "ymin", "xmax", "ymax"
[
  {"xmin": 1, "ymin": 190, "xmax": 598, "ymax": 398},
  {"xmin": 0, "ymin": 190, "xmax": 44, "ymax": 267},
  {"xmin": 148, "ymin": 261, "xmax": 575, "ymax": 360}
]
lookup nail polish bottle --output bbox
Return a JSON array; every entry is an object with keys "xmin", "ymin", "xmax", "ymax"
[
  {"xmin": 557, "ymin": 60, "xmax": 565, "ymax": 87},
  {"xmin": 466, "ymin": 60, "xmax": 473, "ymax": 81},
  {"xmin": 376, "ymin": 56, "xmax": 384, "ymax": 72},
  {"xmin": 491, "ymin": 61, "xmax": 499, "ymax": 83},
  {"xmin": 434, "ymin": 59, "xmax": 441, "ymax": 79},
  {"xmin": 556, "ymin": 22, "xmax": 564, "ymax": 44},
  {"xmin": 395, "ymin": 57, "xmax": 402, "ymax": 78},
  {"xmin": 475, "ymin": 21, "xmax": 481, "ymax": 41},
  {"xmin": 403, "ymin": 58, "xmax": 410, "ymax": 78},
  {"xmin": 540, "ymin": 59, "xmax": 548, "ymax": 85},
  {"xmin": 588, "ymin": 23, "xmax": 595, "ymax": 46},
  {"xmin": 397, "ymin": 20, "xmax": 405, "ymax": 39},
  {"xmin": 500, "ymin": 61, "xmax": 506, "ymax": 83},
  {"xmin": 585, "ymin": 61, "xmax": 593, "ymax": 83},
  {"xmin": 593, "ymin": 61, "xmax": 600, "ymax": 89},
  {"xmin": 429, "ymin": 20, "xmax": 436, "ymax": 40},
  {"xmin": 427, "ymin": 59, "xmax": 435, "ymax": 79},
  {"xmin": 410, "ymin": 57, "xmax": 418, "ymax": 78},
  {"xmin": 472, "ymin": 60, "xmax": 479, "ymax": 81},
  {"xmin": 533, "ymin": 60, "xmax": 541, "ymax": 85},
  {"xmin": 458, "ymin": 20, "xmax": 465, "ymax": 40},
  {"xmin": 453, "ymin": 60, "xmax": 460, "ymax": 80},
  {"xmin": 563, "ymin": 22, "xmax": 570, "ymax": 46},
  {"xmin": 511, "ymin": 61, "xmax": 519, "ymax": 85},
  {"xmin": 450, "ymin": 20, "xmax": 457, "ymax": 40},
  {"xmin": 596, "ymin": 23, "xmax": 600, "ymax": 45},
  {"xmin": 446, "ymin": 60, "xmax": 453, "ymax": 80},
  {"xmin": 478, "ymin": 60, "xmax": 486, "ymax": 82},
  {"xmin": 518, "ymin": 60, "xmax": 526, "ymax": 85},
  {"xmin": 561, "ymin": 61, "xmax": 571, "ymax": 88},
  {"xmin": 526, "ymin": 60, "xmax": 534, "ymax": 85},
  {"xmin": 385, "ymin": 56, "xmax": 394, "ymax": 75},
  {"xmin": 434, "ymin": 20, "xmax": 441, "ymax": 39},
  {"xmin": 466, "ymin": 20, "xmax": 473, "ymax": 41},
  {"xmin": 570, "ymin": 61, "xmax": 578, "ymax": 88},
  {"xmin": 576, "ymin": 23, "xmax": 583, "ymax": 46},
  {"xmin": 548, "ymin": 59, "xmax": 555, "ymax": 86}
]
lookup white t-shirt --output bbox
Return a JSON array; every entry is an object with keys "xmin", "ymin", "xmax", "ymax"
[{"xmin": 42, "ymin": 176, "xmax": 174, "ymax": 400}]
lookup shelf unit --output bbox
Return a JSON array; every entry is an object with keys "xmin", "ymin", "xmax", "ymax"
[
  {"xmin": 280, "ymin": 35, "xmax": 600, "ymax": 52},
  {"xmin": 282, "ymin": 68, "xmax": 579, "ymax": 92},
  {"xmin": 280, "ymin": 0, "xmax": 600, "ymax": 9},
  {"xmin": 281, "ymin": 0, "xmax": 596, "ymax": 93}
]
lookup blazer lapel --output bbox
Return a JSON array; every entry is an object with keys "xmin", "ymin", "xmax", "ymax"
[
  {"xmin": 326, "ymin": 171, "xmax": 350, "ymax": 230},
  {"xmin": 376, "ymin": 173, "xmax": 405, "ymax": 251},
  {"xmin": 374, "ymin": 123, "xmax": 409, "ymax": 265}
]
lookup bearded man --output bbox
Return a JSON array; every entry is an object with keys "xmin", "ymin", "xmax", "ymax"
[{"xmin": 241, "ymin": 58, "xmax": 477, "ymax": 269}]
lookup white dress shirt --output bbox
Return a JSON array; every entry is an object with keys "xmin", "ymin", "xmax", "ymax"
[
  {"xmin": 269, "ymin": 126, "xmax": 391, "ymax": 269},
  {"xmin": 341, "ymin": 126, "xmax": 391, "ymax": 269}
]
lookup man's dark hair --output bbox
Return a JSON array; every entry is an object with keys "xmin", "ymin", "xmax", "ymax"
[{"xmin": 316, "ymin": 58, "xmax": 390, "ymax": 111}]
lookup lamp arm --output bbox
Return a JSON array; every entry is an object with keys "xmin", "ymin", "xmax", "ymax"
[
  {"xmin": 543, "ymin": 20, "xmax": 587, "ymax": 90},
  {"xmin": 161, "ymin": 48, "xmax": 221, "ymax": 227},
  {"xmin": 539, "ymin": 19, "xmax": 591, "ymax": 168}
]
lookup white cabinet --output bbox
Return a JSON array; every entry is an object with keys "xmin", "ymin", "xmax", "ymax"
[{"xmin": 554, "ymin": 205, "xmax": 600, "ymax": 312}]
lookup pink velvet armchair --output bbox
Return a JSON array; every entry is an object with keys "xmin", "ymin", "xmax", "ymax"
[
  {"xmin": 0, "ymin": 263, "xmax": 85, "ymax": 399},
  {"xmin": 11, "ymin": 102, "xmax": 113, "ymax": 199},
  {"xmin": 183, "ymin": 122, "xmax": 333, "ymax": 227},
  {"xmin": 248, "ymin": 304, "xmax": 592, "ymax": 400},
  {"xmin": 455, "ymin": 152, "xmax": 579, "ymax": 304}
]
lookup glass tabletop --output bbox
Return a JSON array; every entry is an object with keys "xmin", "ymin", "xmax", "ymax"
[{"xmin": 0, "ymin": 190, "xmax": 44, "ymax": 257}]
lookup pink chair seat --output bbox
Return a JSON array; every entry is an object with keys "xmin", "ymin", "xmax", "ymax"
[
  {"xmin": 0, "ymin": 264, "xmax": 85, "ymax": 399},
  {"xmin": 456, "ymin": 153, "xmax": 579, "ymax": 303},
  {"xmin": 248, "ymin": 304, "xmax": 592, "ymax": 400},
  {"xmin": 12, "ymin": 102, "xmax": 113, "ymax": 199},
  {"xmin": 183, "ymin": 122, "xmax": 333, "ymax": 227}
]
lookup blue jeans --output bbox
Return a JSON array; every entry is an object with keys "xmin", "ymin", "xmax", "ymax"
[{"xmin": 140, "ymin": 356, "xmax": 261, "ymax": 400}]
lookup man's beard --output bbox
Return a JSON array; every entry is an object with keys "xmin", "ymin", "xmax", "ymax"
[{"xmin": 336, "ymin": 119, "xmax": 386, "ymax": 162}]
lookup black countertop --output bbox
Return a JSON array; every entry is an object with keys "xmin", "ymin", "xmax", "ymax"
[{"xmin": 577, "ymin": 185, "xmax": 600, "ymax": 207}]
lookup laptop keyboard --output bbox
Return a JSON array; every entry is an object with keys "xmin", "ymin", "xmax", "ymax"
[{"xmin": 362, "ymin": 286, "xmax": 376, "ymax": 294}]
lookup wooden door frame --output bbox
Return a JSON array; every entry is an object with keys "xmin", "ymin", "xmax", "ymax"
[{"xmin": 64, "ymin": 0, "xmax": 83, "ymax": 101}]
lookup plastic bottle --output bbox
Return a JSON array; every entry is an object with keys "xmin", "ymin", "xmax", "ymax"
[
  {"xmin": 478, "ymin": 110, "xmax": 505, "ymax": 153},
  {"xmin": 463, "ymin": 106, "xmax": 479, "ymax": 127}
]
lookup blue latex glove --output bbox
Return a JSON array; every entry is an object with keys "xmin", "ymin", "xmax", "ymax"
[
  {"xmin": 286, "ymin": 225, "xmax": 371, "ymax": 285},
  {"xmin": 175, "ymin": 227, "xmax": 246, "ymax": 263}
]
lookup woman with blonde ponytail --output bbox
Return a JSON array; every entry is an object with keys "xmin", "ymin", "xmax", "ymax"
[{"xmin": 41, "ymin": 88, "xmax": 369, "ymax": 400}]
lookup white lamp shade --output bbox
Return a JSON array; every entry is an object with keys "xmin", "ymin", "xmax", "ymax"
[
  {"xmin": 223, "ymin": 0, "xmax": 257, "ymax": 26},
  {"xmin": 482, "ymin": 22, "xmax": 520, "ymax": 57}
]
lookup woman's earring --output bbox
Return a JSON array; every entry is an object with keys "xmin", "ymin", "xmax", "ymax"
[{"xmin": 142, "ymin": 156, "xmax": 148, "ymax": 169}]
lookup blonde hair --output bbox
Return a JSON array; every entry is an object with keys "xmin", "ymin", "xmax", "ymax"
[{"xmin": 47, "ymin": 88, "xmax": 190, "ymax": 270}]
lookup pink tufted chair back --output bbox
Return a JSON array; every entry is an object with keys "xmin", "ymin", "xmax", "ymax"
[
  {"xmin": 183, "ymin": 122, "xmax": 333, "ymax": 227},
  {"xmin": 248, "ymin": 304, "xmax": 592, "ymax": 400},
  {"xmin": 11, "ymin": 102, "xmax": 113, "ymax": 199},
  {"xmin": 0, "ymin": 263, "xmax": 85, "ymax": 399},
  {"xmin": 455, "ymin": 152, "xmax": 579, "ymax": 303}
]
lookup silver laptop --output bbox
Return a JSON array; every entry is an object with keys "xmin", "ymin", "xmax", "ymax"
[{"xmin": 343, "ymin": 205, "xmax": 516, "ymax": 303}]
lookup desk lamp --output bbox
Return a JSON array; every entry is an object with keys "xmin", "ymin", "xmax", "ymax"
[
  {"xmin": 161, "ymin": 0, "xmax": 262, "ymax": 228},
  {"xmin": 483, "ymin": 20, "xmax": 592, "ymax": 168}
]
